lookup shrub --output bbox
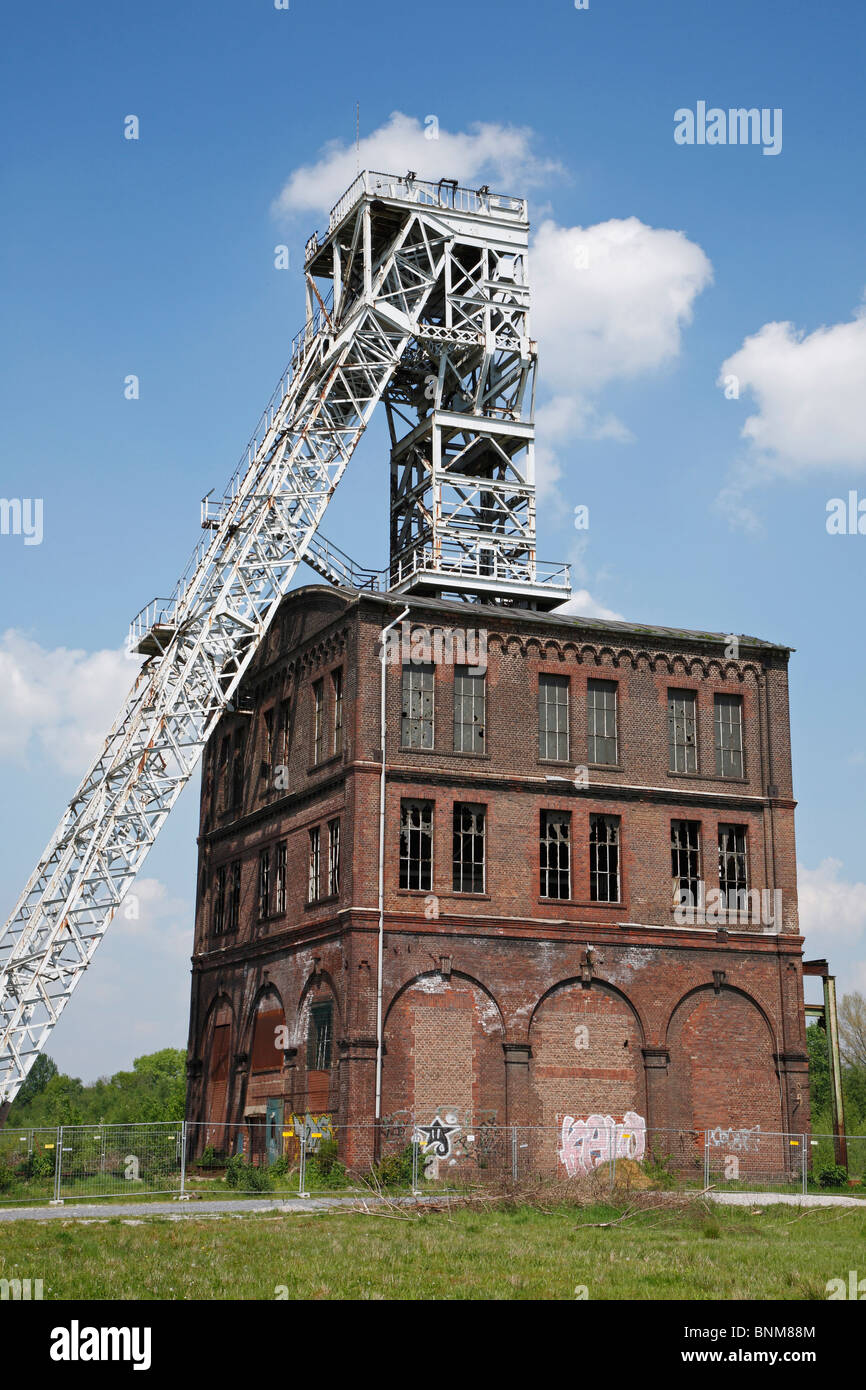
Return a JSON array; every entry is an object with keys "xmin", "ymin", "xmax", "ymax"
[
  {"xmin": 816, "ymin": 1162, "xmax": 848, "ymax": 1189},
  {"xmin": 373, "ymin": 1145, "xmax": 414, "ymax": 1188},
  {"xmin": 225, "ymin": 1155, "xmax": 273, "ymax": 1191},
  {"xmin": 307, "ymin": 1140, "xmax": 346, "ymax": 1189}
]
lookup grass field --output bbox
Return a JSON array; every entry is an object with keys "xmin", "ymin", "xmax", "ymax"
[{"xmin": 1, "ymin": 1199, "xmax": 863, "ymax": 1300}]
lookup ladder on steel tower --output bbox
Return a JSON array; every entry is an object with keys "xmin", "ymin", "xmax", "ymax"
[{"xmin": 0, "ymin": 170, "xmax": 570, "ymax": 1114}]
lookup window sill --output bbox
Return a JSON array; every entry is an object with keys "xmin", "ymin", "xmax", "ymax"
[
  {"xmin": 588, "ymin": 763, "xmax": 623, "ymax": 773},
  {"xmin": 304, "ymin": 894, "xmax": 340, "ymax": 910},
  {"xmin": 538, "ymin": 898, "xmax": 623, "ymax": 908},
  {"xmin": 399, "ymin": 745, "xmax": 437, "ymax": 755},
  {"xmin": 307, "ymin": 753, "xmax": 344, "ymax": 776},
  {"xmin": 667, "ymin": 770, "xmax": 748, "ymax": 785}
]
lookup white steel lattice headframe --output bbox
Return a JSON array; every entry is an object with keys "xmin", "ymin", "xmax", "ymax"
[{"xmin": 0, "ymin": 170, "xmax": 570, "ymax": 1112}]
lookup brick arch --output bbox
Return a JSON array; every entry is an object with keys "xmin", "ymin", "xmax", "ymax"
[
  {"xmin": 199, "ymin": 994, "xmax": 235, "ymax": 1141},
  {"xmin": 295, "ymin": 972, "xmax": 341, "ymax": 1115},
  {"xmin": 382, "ymin": 970, "xmax": 505, "ymax": 1127},
  {"xmin": 528, "ymin": 979, "xmax": 647, "ymax": 1128},
  {"xmin": 665, "ymin": 985, "xmax": 782, "ymax": 1133},
  {"xmin": 245, "ymin": 985, "xmax": 286, "ymax": 1078}
]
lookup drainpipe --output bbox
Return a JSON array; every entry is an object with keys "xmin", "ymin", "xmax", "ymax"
[{"xmin": 375, "ymin": 605, "xmax": 410, "ymax": 1121}]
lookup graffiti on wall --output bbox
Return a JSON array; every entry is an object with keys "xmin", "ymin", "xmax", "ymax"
[
  {"xmin": 707, "ymin": 1124, "xmax": 761, "ymax": 1154},
  {"xmin": 558, "ymin": 1112, "xmax": 647, "ymax": 1177},
  {"xmin": 284, "ymin": 1113, "xmax": 334, "ymax": 1153},
  {"xmin": 410, "ymin": 1108, "xmax": 500, "ymax": 1177}
]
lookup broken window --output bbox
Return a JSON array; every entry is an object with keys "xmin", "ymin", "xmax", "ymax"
[
  {"xmin": 328, "ymin": 819, "xmax": 340, "ymax": 897},
  {"xmin": 228, "ymin": 861, "xmax": 241, "ymax": 931},
  {"xmin": 312, "ymin": 680, "xmax": 324, "ymax": 765},
  {"xmin": 539, "ymin": 674, "xmax": 569, "ymax": 761},
  {"xmin": 718, "ymin": 823, "xmax": 748, "ymax": 910},
  {"xmin": 308, "ymin": 826, "xmax": 321, "ymax": 903},
  {"xmin": 213, "ymin": 865, "xmax": 226, "ymax": 935},
  {"xmin": 402, "ymin": 663, "xmax": 434, "ymax": 748},
  {"xmin": 540, "ymin": 810, "xmax": 571, "ymax": 899},
  {"xmin": 275, "ymin": 841, "xmax": 287, "ymax": 915},
  {"xmin": 590, "ymin": 813, "xmax": 620, "ymax": 902},
  {"xmin": 400, "ymin": 799, "xmax": 433, "ymax": 891},
  {"xmin": 668, "ymin": 689, "xmax": 698, "ymax": 773},
  {"xmin": 452, "ymin": 803, "xmax": 486, "ymax": 893},
  {"xmin": 671, "ymin": 819, "xmax": 701, "ymax": 907},
  {"xmin": 453, "ymin": 667, "xmax": 485, "ymax": 753},
  {"xmin": 258, "ymin": 847, "xmax": 271, "ymax": 920},
  {"xmin": 714, "ymin": 694, "xmax": 744, "ymax": 778},
  {"xmin": 332, "ymin": 669, "xmax": 344, "ymax": 755},
  {"xmin": 307, "ymin": 1002, "xmax": 333, "ymax": 1072},
  {"xmin": 588, "ymin": 679, "xmax": 618, "ymax": 766}
]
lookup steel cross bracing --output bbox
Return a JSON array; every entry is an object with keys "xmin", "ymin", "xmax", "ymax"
[{"xmin": 0, "ymin": 175, "xmax": 465, "ymax": 1107}]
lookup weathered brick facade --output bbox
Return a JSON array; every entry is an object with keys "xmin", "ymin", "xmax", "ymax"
[{"xmin": 185, "ymin": 585, "xmax": 810, "ymax": 1167}]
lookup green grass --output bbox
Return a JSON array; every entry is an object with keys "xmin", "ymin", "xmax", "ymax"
[{"xmin": 1, "ymin": 1199, "xmax": 864, "ymax": 1300}]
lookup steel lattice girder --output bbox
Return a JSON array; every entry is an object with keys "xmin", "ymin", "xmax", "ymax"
[{"xmin": 0, "ymin": 181, "xmax": 461, "ymax": 1105}]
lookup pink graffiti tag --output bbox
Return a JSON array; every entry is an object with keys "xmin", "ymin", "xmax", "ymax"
[{"xmin": 558, "ymin": 1112, "xmax": 647, "ymax": 1177}]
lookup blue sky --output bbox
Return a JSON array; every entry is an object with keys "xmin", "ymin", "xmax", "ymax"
[{"xmin": 1, "ymin": 0, "xmax": 865, "ymax": 1079}]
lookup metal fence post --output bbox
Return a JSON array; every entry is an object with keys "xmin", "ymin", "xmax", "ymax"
[
  {"xmin": 511, "ymin": 1126, "xmax": 518, "ymax": 1182},
  {"xmin": 801, "ymin": 1133, "xmax": 807, "ymax": 1196},
  {"xmin": 411, "ymin": 1136, "xmax": 420, "ymax": 1195},
  {"xmin": 703, "ymin": 1131, "xmax": 710, "ymax": 1189},
  {"xmin": 609, "ymin": 1125, "xmax": 616, "ymax": 1193},
  {"xmin": 299, "ymin": 1134, "xmax": 309, "ymax": 1198},
  {"xmin": 51, "ymin": 1125, "xmax": 63, "ymax": 1204},
  {"xmin": 179, "ymin": 1120, "xmax": 187, "ymax": 1199}
]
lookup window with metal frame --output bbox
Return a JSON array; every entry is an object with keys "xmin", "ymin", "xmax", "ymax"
[
  {"xmin": 538, "ymin": 674, "xmax": 569, "ymax": 761},
  {"xmin": 587, "ymin": 679, "xmax": 618, "ymax": 766},
  {"xmin": 452, "ymin": 803, "xmax": 486, "ymax": 893},
  {"xmin": 718, "ymin": 823, "xmax": 748, "ymax": 910},
  {"xmin": 230, "ymin": 730, "xmax": 245, "ymax": 810},
  {"xmin": 668, "ymin": 689, "xmax": 698, "ymax": 774},
  {"xmin": 312, "ymin": 680, "xmax": 324, "ymax": 764},
  {"xmin": 275, "ymin": 841, "xmax": 287, "ymax": 915},
  {"xmin": 453, "ymin": 667, "xmax": 486, "ymax": 753},
  {"xmin": 714, "ymin": 694, "xmax": 744, "ymax": 778},
  {"xmin": 307, "ymin": 1001, "xmax": 333, "ymax": 1072},
  {"xmin": 400, "ymin": 799, "xmax": 433, "ymax": 891},
  {"xmin": 590, "ymin": 813, "xmax": 620, "ymax": 902},
  {"xmin": 228, "ymin": 861, "xmax": 241, "ymax": 931},
  {"xmin": 213, "ymin": 865, "xmax": 226, "ymax": 935},
  {"xmin": 332, "ymin": 669, "xmax": 344, "ymax": 755},
  {"xmin": 308, "ymin": 826, "xmax": 321, "ymax": 903},
  {"xmin": 328, "ymin": 819, "xmax": 340, "ymax": 896},
  {"xmin": 540, "ymin": 810, "xmax": 571, "ymax": 899},
  {"xmin": 671, "ymin": 819, "xmax": 701, "ymax": 907},
  {"xmin": 258, "ymin": 847, "xmax": 271, "ymax": 919},
  {"xmin": 401, "ymin": 663, "xmax": 435, "ymax": 748}
]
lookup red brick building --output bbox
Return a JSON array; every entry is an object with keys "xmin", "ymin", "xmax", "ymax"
[{"xmin": 185, "ymin": 583, "xmax": 810, "ymax": 1168}]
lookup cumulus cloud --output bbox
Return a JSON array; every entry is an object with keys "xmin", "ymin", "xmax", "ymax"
[
  {"xmin": 552, "ymin": 590, "xmax": 625, "ymax": 622},
  {"xmin": 797, "ymin": 858, "xmax": 866, "ymax": 948},
  {"xmin": 718, "ymin": 301, "xmax": 866, "ymax": 477},
  {"xmin": 0, "ymin": 630, "xmax": 139, "ymax": 774},
  {"xmin": 273, "ymin": 111, "xmax": 560, "ymax": 218}
]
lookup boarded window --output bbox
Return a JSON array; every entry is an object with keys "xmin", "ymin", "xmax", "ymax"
[{"xmin": 251, "ymin": 1007, "xmax": 285, "ymax": 1073}]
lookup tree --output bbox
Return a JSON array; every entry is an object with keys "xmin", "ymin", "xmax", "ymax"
[
  {"xmin": 838, "ymin": 991, "xmax": 866, "ymax": 1069},
  {"xmin": 13, "ymin": 1052, "xmax": 57, "ymax": 1109}
]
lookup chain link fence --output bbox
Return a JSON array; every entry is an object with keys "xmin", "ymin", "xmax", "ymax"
[{"xmin": 1, "ymin": 1117, "xmax": 863, "ymax": 1204}]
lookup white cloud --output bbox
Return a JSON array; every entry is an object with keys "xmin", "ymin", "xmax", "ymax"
[
  {"xmin": 797, "ymin": 858, "xmax": 866, "ymax": 948},
  {"xmin": 531, "ymin": 217, "xmax": 712, "ymax": 502},
  {"xmin": 552, "ymin": 590, "xmax": 625, "ymax": 622},
  {"xmin": 718, "ymin": 300, "xmax": 866, "ymax": 476},
  {"xmin": 0, "ymin": 630, "xmax": 139, "ymax": 774},
  {"xmin": 273, "ymin": 111, "xmax": 560, "ymax": 218}
]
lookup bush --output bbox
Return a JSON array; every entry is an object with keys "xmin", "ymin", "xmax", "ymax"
[
  {"xmin": 225, "ymin": 1155, "xmax": 273, "ymax": 1191},
  {"xmin": 307, "ymin": 1140, "xmax": 346, "ymax": 1189},
  {"xmin": 373, "ymin": 1145, "xmax": 415, "ymax": 1188},
  {"xmin": 816, "ymin": 1162, "xmax": 848, "ymax": 1189}
]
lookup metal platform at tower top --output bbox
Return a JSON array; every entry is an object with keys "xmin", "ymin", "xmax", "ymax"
[{"xmin": 1, "ymin": 165, "xmax": 570, "ymax": 1112}]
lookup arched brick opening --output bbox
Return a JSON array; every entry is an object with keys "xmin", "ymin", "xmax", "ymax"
[
  {"xmin": 666, "ymin": 986, "xmax": 783, "ymax": 1136},
  {"xmin": 529, "ymin": 979, "xmax": 646, "ymax": 1128}
]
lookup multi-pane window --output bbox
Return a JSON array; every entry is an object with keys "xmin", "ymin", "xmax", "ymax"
[
  {"xmin": 538, "ymin": 674, "xmax": 569, "ymax": 761},
  {"xmin": 332, "ymin": 669, "xmax": 344, "ymax": 755},
  {"xmin": 275, "ymin": 841, "xmax": 287, "ymax": 915},
  {"xmin": 587, "ymin": 679, "xmax": 618, "ymax": 765},
  {"xmin": 328, "ymin": 820, "xmax": 341, "ymax": 897},
  {"xmin": 312, "ymin": 681, "xmax": 324, "ymax": 764},
  {"xmin": 400, "ymin": 799, "xmax": 433, "ymax": 891},
  {"xmin": 668, "ymin": 689, "xmax": 698, "ymax": 774},
  {"xmin": 279, "ymin": 699, "xmax": 291, "ymax": 764},
  {"xmin": 307, "ymin": 1002, "xmax": 333, "ymax": 1071},
  {"xmin": 590, "ymin": 814, "xmax": 620, "ymax": 902},
  {"xmin": 213, "ymin": 865, "xmax": 226, "ymax": 935},
  {"xmin": 228, "ymin": 862, "xmax": 241, "ymax": 932},
  {"xmin": 308, "ymin": 826, "xmax": 321, "ymax": 903},
  {"xmin": 262, "ymin": 708, "xmax": 274, "ymax": 770},
  {"xmin": 671, "ymin": 820, "xmax": 701, "ymax": 906},
  {"xmin": 540, "ymin": 810, "xmax": 571, "ymax": 899},
  {"xmin": 714, "ymin": 694, "xmax": 744, "ymax": 778},
  {"xmin": 452, "ymin": 803, "xmax": 486, "ymax": 893},
  {"xmin": 258, "ymin": 847, "xmax": 271, "ymax": 920},
  {"xmin": 401, "ymin": 664, "xmax": 434, "ymax": 748},
  {"xmin": 229, "ymin": 731, "xmax": 245, "ymax": 810},
  {"xmin": 718, "ymin": 824, "xmax": 748, "ymax": 909},
  {"xmin": 453, "ymin": 667, "xmax": 486, "ymax": 753}
]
